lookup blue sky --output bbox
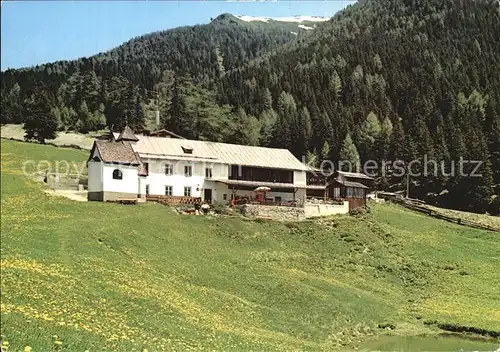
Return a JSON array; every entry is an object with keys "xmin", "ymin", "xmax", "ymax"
[{"xmin": 1, "ymin": 1, "xmax": 354, "ymax": 71}]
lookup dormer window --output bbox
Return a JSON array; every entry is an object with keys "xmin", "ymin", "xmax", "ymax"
[{"xmin": 182, "ymin": 146, "xmax": 193, "ymax": 154}]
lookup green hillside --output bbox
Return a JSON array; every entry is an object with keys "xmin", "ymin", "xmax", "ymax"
[{"xmin": 1, "ymin": 139, "xmax": 499, "ymax": 351}]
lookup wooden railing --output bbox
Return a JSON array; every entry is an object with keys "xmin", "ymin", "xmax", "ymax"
[{"xmin": 147, "ymin": 195, "xmax": 202, "ymax": 205}]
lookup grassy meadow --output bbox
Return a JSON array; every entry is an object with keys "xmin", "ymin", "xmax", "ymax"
[{"xmin": 1, "ymin": 139, "xmax": 499, "ymax": 351}]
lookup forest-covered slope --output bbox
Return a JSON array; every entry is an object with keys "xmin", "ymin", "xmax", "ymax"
[
  {"xmin": 0, "ymin": 13, "xmax": 311, "ymax": 130},
  {"xmin": 1, "ymin": 0, "xmax": 499, "ymax": 213},
  {"xmin": 218, "ymin": 0, "xmax": 500, "ymax": 212}
]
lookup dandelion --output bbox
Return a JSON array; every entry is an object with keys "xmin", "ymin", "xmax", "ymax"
[
  {"xmin": 24, "ymin": 346, "xmax": 32, "ymax": 352},
  {"xmin": 54, "ymin": 340, "xmax": 62, "ymax": 346}
]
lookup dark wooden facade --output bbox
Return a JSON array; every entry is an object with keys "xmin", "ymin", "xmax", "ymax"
[
  {"xmin": 326, "ymin": 171, "xmax": 373, "ymax": 211},
  {"xmin": 306, "ymin": 171, "xmax": 328, "ymax": 198},
  {"xmin": 327, "ymin": 180, "xmax": 368, "ymax": 210},
  {"xmin": 229, "ymin": 165, "xmax": 293, "ymax": 183}
]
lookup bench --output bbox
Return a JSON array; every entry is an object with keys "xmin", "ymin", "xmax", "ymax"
[{"xmin": 116, "ymin": 197, "xmax": 138, "ymax": 205}]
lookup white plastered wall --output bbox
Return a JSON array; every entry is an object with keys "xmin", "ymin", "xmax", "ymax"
[{"xmin": 102, "ymin": 164, "xmax": 139, "ymax": 194}]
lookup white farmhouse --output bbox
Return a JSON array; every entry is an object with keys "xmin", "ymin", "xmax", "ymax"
[{"xmin": 87, "ymin": 126, "xmax": 314, "ymax": 204}]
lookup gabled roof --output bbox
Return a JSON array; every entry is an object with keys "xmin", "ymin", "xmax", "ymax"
[
  {"xmin": 332, "ymin": 179, "xmax": 369, "ymax": 189},
  {"xmin": 116, "ymin": 125, "xmax": 139, "ymax": 142},
  {"xmin": 89, "ymin": 141, "xmax": 141, "ymax": 165},
  {"xmin": 336, "ymin": 170, "xmax": 374, "ymax": 180},
  {"xmin": 133, "ymin": 136, "xmax": 309, "ymax": 171}
]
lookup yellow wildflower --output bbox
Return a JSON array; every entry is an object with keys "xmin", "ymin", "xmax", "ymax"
[
  {"xmin": 54, "ymin": 340, "xmax": 62, "ymax": 345},
  {"xmin": 24, "ymin": 346, "xmax": 32, "ymax": 352}
]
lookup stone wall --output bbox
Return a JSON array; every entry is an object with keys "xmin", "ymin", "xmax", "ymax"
[
  {"xmin": 47, "ymin": 174, "xmax": 88, "ymax": 191},
  {"xmin": 304, "ymin": 201, "xmax": 349, "ymax": 218},
  {"xmin": 238, "ymin": 204, "xmax": 305, "ymax": 221}
]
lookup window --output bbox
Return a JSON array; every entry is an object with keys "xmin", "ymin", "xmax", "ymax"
[
  {"xmin": 144, "ymin": 163, "xmax": 149, "ymax": 174},
  {"xmin": 354, "ymin": 188, "xmax": 365, "ymax": 198},
  {"xmin": 223, "ymin": 194, "xmax": 227, "ymax": 201},
  {"xmin": 146, "ymin": 185, "xmax": 150, "ymax": 196},
  {"xmin": 184, "ymin": 165, "xmax": 192, "ymax": 177},
  {"xmin": 347, "ymin": 187, "xmax": 354, "ymax": 198},
  {"xmin": 165, "ymin": 164, "xmax": 173, "ymax": 176},
  {"xmin": 165, "ymin": 186, "xmax": 172, "ymax": 196},
  {"xmin": 182, "ymin": 146, "xmax": 193, "ymax": 154},
  {"xmin": 333, "ymin": 187, "xmax": 341, "ymax": 198},
  {"xmin": 184, "ymin": 187, "xmax": 191, "ymax": 197},
  {"xmin": 205, "ymin": 168, "xmax": 212, "ymax": 178},
  {"xmin": 275, "ymin": 196, "xmax": 282, "ymax": 202},
  {"xmin": 112, "ymin": 169, "xmax": 123, "ymax": 180}
]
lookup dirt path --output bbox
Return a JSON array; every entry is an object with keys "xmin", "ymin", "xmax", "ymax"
[{"xmin": 44, "ymin": 189, "xmax": 88, "ymax": 202}]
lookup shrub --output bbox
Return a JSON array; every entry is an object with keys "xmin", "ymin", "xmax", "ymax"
[
  {"xmin": 487, "ymin": 196, "xmax": 500, "ymax": 216},
  {"xmin": 349, "ymin": 206, "xmax": 370, "ymax": 216},
  {"xmin": 211, "ymin": 202, "xmax": 233, "ymax": 215}
]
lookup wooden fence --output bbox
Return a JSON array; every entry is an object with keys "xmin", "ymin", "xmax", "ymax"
[
  {"xmin": 147, "ymin": 195, "xmax": 202, "ymax": 205},
  {"xmin": 394, "ymin": 199, "xmax": 499, "ymax": 233}
]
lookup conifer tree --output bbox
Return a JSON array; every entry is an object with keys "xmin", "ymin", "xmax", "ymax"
[
  {"xmin": 167, "ymin": 77, "xmax": 193, "ymax": 138},
  {"xmin": 76, "ymin": 100, "xmax": 93, "ymax": 133},
  {"xmin": 133, "ymin": 95, "xmax": 146, "ymax": 132},
  {"xmin": 306, "ymin": 150, "xmax": 319, "ymax": 169},
  {"xmin": 23, "ymin": 86, "xmax": 58, "ymax": 143},
  {"xmin": 296, "ymin": 106, "xmax": 312, "ymax": 157},
  {"xmin": 359, "ymin": 111, "xmax": 381, "ymax": 162},
  {"xmin": 231, "ymin": 108, "xmax": 261, "ymax": 146},
  {"xmin": 320, "ymin": 141, "xmax": 330, "ymax": 163},
  {"xmin": 330, "ymin": 70, "xmax": 342, "ymax": 100},
  {"xmin": 94, "ymin": 103, "xmax": 107, "ymax": 131},
  {"xmin": 339, "ymin": 133, "xmax": 361, "ymax": 172},
  {"xmin": 260, "ymin": 88, "xmax": 273, "ymax": 112},
  {"xmin": 259, "ymin": 109, "xmax": 278, "ymax": 147},
  {"xmin": 273, "ymin": 91, "xmax": 297, "ymax": 150},
  {"xmin": 314, "ymin": 112, "xmax": 335, "ymax": 157}
]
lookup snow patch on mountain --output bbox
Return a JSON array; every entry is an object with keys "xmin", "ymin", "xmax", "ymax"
[{"xmin": 235, "ymin": 15, "xmax": 329, "ymax": 23}]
